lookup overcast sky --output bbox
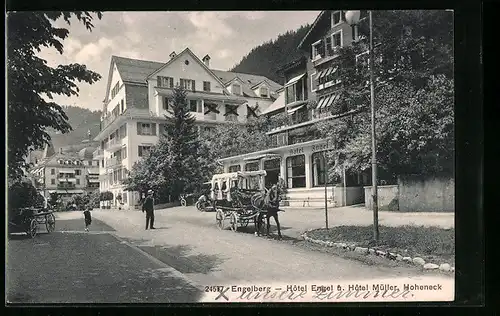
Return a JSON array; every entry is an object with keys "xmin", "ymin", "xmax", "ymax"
[{"xmin": 37, "ymin": 11, "xmax": 320, "ymax": 112}]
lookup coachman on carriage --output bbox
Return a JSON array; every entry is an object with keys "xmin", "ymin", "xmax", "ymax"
[{"xmin": 210, "ymin": 170, "xmax": 284, "ymax": 239}]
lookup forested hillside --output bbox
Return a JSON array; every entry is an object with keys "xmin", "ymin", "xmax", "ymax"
[
  {"xmin": 30, "ymin": 106, "xmax": 102, "ymax": 162},
  {"xmin": 230, "ymin": 24, "xmax": 310, "ymax": 84}
]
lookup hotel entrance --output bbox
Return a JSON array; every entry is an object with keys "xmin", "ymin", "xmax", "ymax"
[{"xmin": 264, "ymin": 157, "xmax": 281, "ymax": 188}]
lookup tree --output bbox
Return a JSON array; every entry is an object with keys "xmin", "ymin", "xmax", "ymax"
[
  {"xmin": 7, "ymin": 11, "xmax": 103, "ymax": 180},
  {"xmin": 201, "ymin": 113, "xmax": 288, "ymax": 160},
  {"xmin": 125, "ymin": 87, "xmax": 212, "ymax": 202},
  {"xmin": 8, "ymin": 178, "xmax": 45, "ymax": 210},
  {"xmin": 316, "ymin": 10, "xmax": 454, "ymax": 178}
]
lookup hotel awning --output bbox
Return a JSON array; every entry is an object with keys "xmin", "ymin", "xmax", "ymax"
[
  {"xmin": 58, "ymin": 170, "xmax": 75, "ymax": 174},
  {"xmin": 318, "ymin": 69, "xmax": 327, "ymax": 79},
  {"xmin": 286, "ymin": 100, "xmax": 307, "ymax": 111},
  {"xmin": 287, "ymin": 104, "xmax": 305, "ymax": 114},
  {"xmin": 243, "ymin": 153, "xmax": 281, "ymax": 162},
  {"xmin": 284, "ymin": 73, "xmax": 305, "ymax": 88},
  {"xmin": 317, "ymin": 93, "xmax": 340, "ymax": 109}
]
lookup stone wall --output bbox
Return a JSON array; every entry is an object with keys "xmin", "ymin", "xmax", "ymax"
[
  {"xmin": 364, "ymin": 185, "xmax": 399, "ymax": 211},
  {"xmin": 398, "ymin": 176, "xmax": 454, "ymax": 212}
]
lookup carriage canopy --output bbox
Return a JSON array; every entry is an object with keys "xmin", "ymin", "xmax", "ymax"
[{"xmin": 210, "ymin": 170, "xmax": 267, "ymax": 201}]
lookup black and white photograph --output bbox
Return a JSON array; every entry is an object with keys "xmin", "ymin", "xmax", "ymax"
[{"xmin": 7, "ymin": 10, "xmax": 457, "ymax": 304}]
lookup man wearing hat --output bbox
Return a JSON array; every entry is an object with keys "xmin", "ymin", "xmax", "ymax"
[{"xmin": 142, "ymin": 189, "xmax": 156, "ymax": 230}]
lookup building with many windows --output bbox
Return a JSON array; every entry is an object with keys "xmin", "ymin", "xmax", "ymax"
[
  {"xmin": 219, "ymin": 10, "xmax": 372, "ymax": 207},
  {"xmin": 29, "ymin": 140, "xmax": 100, "ymax": 202},
  {"xmin": 94, "ymin": 48, "xmax": 282, "ymax": 208}
]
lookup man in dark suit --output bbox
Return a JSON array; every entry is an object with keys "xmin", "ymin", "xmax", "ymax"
[{"xmin": 142, "ymin": 190, "xmax": 155, "ymax": 230}]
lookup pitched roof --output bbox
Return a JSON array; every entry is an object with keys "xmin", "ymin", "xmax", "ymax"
[
  {"xmin": 297, "ymin": 11, "xmax": 327, "ymax": 50},
  {"xmin": 261, "ymin": 91, "xmax": 285, "ymax": 115},
  {"xmin": 113, "ymin": 56, "xmax": 164, "ymax": 84},
  {"xmin": 107, "ymin": 51, "xmax": 283, "ymax": 100}
]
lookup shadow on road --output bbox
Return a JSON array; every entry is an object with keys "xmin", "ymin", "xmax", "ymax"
[{"xmin": 134, "ymin": 243, "xmax": 226, "ymax": 274}]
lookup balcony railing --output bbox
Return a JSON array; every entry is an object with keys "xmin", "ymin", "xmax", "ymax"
[
  {"xmin": 93, "ymin": 149, "xmax": 104, "ymax": 158},
  {"xmin": 57, "ymin": 183, "xmax": 76, "ymax": 189},
  {"xmin": 105, "ymin": 157, "xmax": 121, "ymax": 168},
  {"xmin": 312, "ymin": 46, "xmax": 342, "ymax": 66},
  {"xmin": 58, "ymin": 174, "xmax": 75, "ymax": 179}
]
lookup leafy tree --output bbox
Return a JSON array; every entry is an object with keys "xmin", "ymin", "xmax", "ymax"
[
  {"xmin": 8, "ymin": 178, "xmax": 45, "ymax": 210},
  {"xmin": 316, "ymin": 10, "xmax": 454, "ymax": 178},
  {"xmin": 201, "ymin": 113, "xmax": 288, "ymax": 160},
  {"xmin": 7, "ymin": 11, "xmax": 103, "ymax": 180}
]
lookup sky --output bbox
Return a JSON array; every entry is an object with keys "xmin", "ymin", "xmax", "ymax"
[{"xmin": 37, "ymin": 11, "xmax": 321, "ymax": 112}]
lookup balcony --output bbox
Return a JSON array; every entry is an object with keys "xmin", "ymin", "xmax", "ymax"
[
  {"xmin": 107, "ymin": 137, "xmax": 123, "ymax": 152},
  {"xmin": 57, "ymin": 183, "xmax": 76, "ymax": 189},
  {"xmin": 58, "ymin": 174, "xmax": 75, "ymax": 179},
  {"xmin": 93, "ymin": 149, "xmax": 104, "ymax": 159},
  {"xmin": 105, "ymin": 157, "xmax": 122, "ymax": 169},
  {"xmin": 312, "ymin": 46, "xmax": 342, "ymax": 67}
]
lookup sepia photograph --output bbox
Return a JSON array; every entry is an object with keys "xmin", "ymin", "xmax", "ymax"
[{"xmin": 6, "ymin": 10, "xmax": 456, "ymax": 304}]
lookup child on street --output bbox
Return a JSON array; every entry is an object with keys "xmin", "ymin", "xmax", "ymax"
[{"xmin": 83, "ymin": 207, "xmax": 92, "ymax": 232}]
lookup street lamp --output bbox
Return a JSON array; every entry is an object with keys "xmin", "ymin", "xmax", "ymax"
[{"xmin": 345, "ymin": 10, "xmax": 379, "ymax": 242}]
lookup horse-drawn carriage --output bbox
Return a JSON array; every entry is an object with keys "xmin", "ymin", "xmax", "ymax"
[
  {"xmin": 210, "ymin": 170, "xmax": 284, "ymax": 238},
  {"xmin": 8, "ymin": 207, "xmax": 56, "ymax": 238}
]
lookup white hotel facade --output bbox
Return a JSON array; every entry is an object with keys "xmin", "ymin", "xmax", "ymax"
[{"xmin": 94, "ymin": 48, "xmax": 282, "ymax": 209}]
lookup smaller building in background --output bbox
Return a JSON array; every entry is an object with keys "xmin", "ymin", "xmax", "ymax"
[{"xmin": 29, "ymin": 137, "xmax": 100, "ymax": 204}]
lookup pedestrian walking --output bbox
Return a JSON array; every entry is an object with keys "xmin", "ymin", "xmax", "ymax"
[
  {"xmin": 83, "ymin": 207, "xmax": 92, "ymax": 232},
  {"xmin": 142, "ymin": 189, "xmax": 155, "ymax": 230}
]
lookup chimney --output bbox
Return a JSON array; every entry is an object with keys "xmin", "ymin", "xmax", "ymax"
[
  {"xmin": 202, "ymin": 54, "xmax": 211, "ymax": 67},
  {"xmin": 169, "ymin": 51, "xmax": 176, "ymax": 59}
]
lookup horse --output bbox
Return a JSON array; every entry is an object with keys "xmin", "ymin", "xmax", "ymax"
[{"xmin": 250, "ymin": 185, "xmax": 284, "ymax": 239}]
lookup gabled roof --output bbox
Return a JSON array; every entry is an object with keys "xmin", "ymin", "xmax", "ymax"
[
  {"xmin": 146, "ymin": 48, "xmax": 229, "ymax": 94},
  {"xmin": 103, "ymin": 50, "xmax": 283, "ymax": 102},
  {"xmin": 297, "ymin": 11, "xmax": 328, "ymax": 50},
  {"xmin": 104, "ymin": 56, "xmax": 164, "ymax": 101},
  {"xmin": 261, "ymin": 91, "xmax": 285, "ymax": 115}
]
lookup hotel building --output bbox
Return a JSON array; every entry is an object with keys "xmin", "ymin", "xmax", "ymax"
[
  {"xmin": 94, "ymin": 48, "xmax": 282, "ymax": 208},
  {"xmin": 219, "ymin": 10, "xmax": 372, "ymax": 207}
]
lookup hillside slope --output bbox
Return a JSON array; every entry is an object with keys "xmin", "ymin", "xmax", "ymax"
[
  {"xmin": 230, "ymin": 24, "xmax": 310, "ymax": 84},
  {"xmin": 30, "ymin": 106, "xmax": 102, "ymax": 163}
]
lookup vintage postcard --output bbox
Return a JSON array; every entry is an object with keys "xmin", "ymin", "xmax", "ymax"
[{"xmin": 6, "ymin": 10, "xmax": 455, "ymax": 304}]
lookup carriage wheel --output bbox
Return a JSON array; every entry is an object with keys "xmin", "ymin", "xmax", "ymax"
[
  {"xmin": 28, "ymin": 219, "xmax": 38, "ymax": 238},
  {"xmin": 195, "ymin": 201, "xmax": 203, "ymax": 212},
  {"xmin": 45, "ymin": 213, "xmax": 56, "ymax": 233},
  {"xmin": 215, "ymin": 209, "xmax": 225, "ymax": 230},
  {"xmin": 181, "ymin": 198, "xmax": 187, "ymax": 207},
  {"xmin": 241, "ymin": 219, "xmax": 249, "ymax": 228},
  {"xmin": 229, "ymin": 212, "xmax": 238, "ymax": 232}
]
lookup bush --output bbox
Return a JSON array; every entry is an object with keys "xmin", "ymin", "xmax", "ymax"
[{"xmin": 8, "ymin": 178, "xmax": 45, "ymax": 210}]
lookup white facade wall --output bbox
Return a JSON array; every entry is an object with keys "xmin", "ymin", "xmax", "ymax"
[{"xmin": 106, "ymin": 65, "xmax": 126, "ymax": 115}]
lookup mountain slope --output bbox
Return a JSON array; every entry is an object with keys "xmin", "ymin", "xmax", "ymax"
[{"xmin": 230, "ymin": 24, "xmax": 311, "ymax": 85}]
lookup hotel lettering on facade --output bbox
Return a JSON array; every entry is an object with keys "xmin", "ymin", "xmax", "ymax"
[
  {"xmin": 220, "ymin": 10, "xmax": 372, "ymax": 207},
  {"xmin": 94, "ymin": 48, "xmax": 282, "ymax": 209}
]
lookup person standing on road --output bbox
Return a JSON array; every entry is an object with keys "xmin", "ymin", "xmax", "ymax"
[
  {"xmin": 142, "ymin": 190, "xmax": 156, "ymax": 230},
  {"xmin": 83, "ymin": 206, "xmax": 92, "ymax": 232}
]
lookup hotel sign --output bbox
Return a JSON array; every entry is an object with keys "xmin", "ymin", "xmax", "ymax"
[
  {"xmin": 311, "ymin": 139, "xmax": 335, "ymax": 153},
  {"xmin": 289, "ymin": 147, "xmax": 304, "ymax": 155}
]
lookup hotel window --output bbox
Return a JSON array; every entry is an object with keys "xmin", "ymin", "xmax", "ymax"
[
  {"xmin": 286, "ymin": 155, "xmax": 306, "ymax": 188},
  {"xmin": 228, "ymin": 165, "xmax": 241, "ymax": 172},
  {"xmin": 232, "ymin": 84, "xmax": 242, "ymax": 95},
  {"xmin": 312, "ymin": 40, "xmax": 324, "ymax": 60},
  {"xmin": 121, "ymin": 147, "xmax": 127, "ymax": 159},
  {"xmin": 75, "ymin": 170, "xmax": 81, "ymax": 176},
  {"xmin": 122, "ymin": 192, "xmax": 128, "ymax": 203},
  {"xmin": 332, "ymin": 30, "xmax": 343, "ymax": 50},
  {"xmin": 76, "ymin": 179, "xmax": 80, "ymax": 185},
  {"xmin": 137, "ymin": 122, "xmax": 156, "ymax": 136},
  {"xmin": 285, "ymin": 77, "xmax": 305, "ymax": 104},
  {"xmin": 189, "ymin": 100, "xmax": 199, "ymax": 112},
  {"xmin": 163, "ymin": 97, "xmax": 174, "ymax": 110},
  {"xmin": 312, "ymin": 152, "xmax": 328, "ymax": 186},
  {"xmin": 245, "ymin": 162, "xmax": 259, "ymax": 171},
  {"xmin": 203, "ymin": 81, "xmax": 211, "ymax": 92},
  {"xmin": 120, "ymin": 99, "xmax": 124, "ymax": 113},
  {"xmin": 331, "ymin": 11, "xmax": 342, "ymax": 27},
  {"xmin": 51, "ymin": 169, "xmax": 55, "ymax": 175},
  {"xmin": 138, "ymin": 146, "xmax": 151, "ymax": 157},
  {"xmin": 180, "ymin": 78, "xmax": 195, "ymax": 91},
  {"xmin": 158, "ymin": 76, "xmax": 174, "ymax": 88},
  {"xmin": 259, "ymin": 87, "xmax": 269, "ymax": 98}
]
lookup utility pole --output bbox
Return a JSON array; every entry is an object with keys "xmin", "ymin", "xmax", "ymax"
[{"xmin": 368, "ymin": 11, "xmax": 379, "ymax": 242}]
